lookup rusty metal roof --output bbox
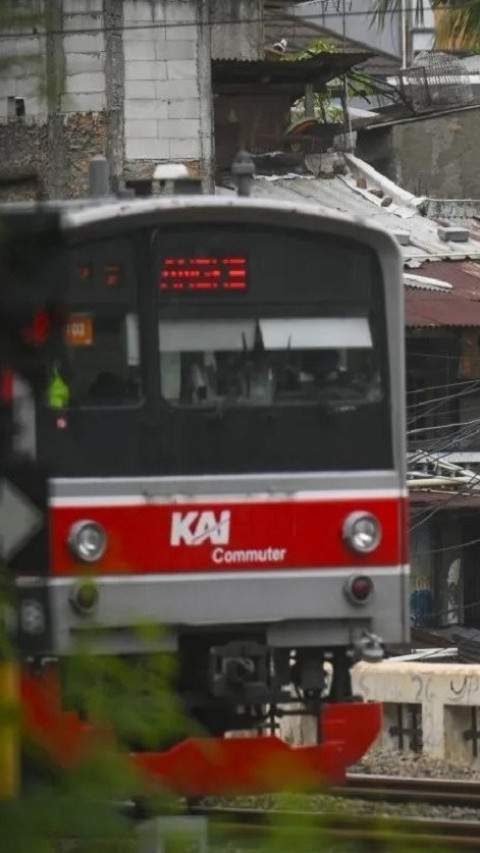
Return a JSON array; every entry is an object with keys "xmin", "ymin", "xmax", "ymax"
[{"xmin": 406, "ymin": 261, "xmax": 480, "ymax": 327}]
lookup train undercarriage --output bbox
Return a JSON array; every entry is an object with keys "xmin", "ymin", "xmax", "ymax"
[{"xmin": 20, "ymin": 627, "xmax": 383, "ymax": 795}]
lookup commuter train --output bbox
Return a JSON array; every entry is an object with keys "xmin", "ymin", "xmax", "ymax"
[{"xmin": 2, "ymin": 195, "xmax": 409, "ymax": 794}]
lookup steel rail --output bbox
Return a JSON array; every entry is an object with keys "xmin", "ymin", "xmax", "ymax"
[
  {"xmin": 191, "ymin": 807, "xmax": 480, "ymax": 850},
  {"xmin": 340, "ymin": 773, "xmax": 480, "ymax": 808}
]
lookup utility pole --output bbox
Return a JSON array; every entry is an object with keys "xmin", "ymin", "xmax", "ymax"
[
  {"xmin": 401, "ymin": 0, "xmax": 408, "ymax": 68},
  {"xmin": 341, "ymin": 0, "xmax": 352, "ymax": 137},
  {"xmin": 197, "ymin": 0, "xmax": 214, "ymax": 194}
]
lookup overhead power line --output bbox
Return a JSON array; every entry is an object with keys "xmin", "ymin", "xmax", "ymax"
[{"xmin": 0, "ymin": 4, "xmax": 453, "ymax": 42}]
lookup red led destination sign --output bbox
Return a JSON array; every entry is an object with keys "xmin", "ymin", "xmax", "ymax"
[{"xmin": 159, "ymin": 255, "xmax": 248, "ymax": 293}]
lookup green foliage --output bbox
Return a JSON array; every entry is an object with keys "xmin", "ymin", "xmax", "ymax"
[
  {"xmin": 0, "ymin": 747, "xmax": 139, "ymax": 853},
  {"xmin": 288, "ymin": 38, "xmax": 340, "ymax": 58},
  {"xmin": 288, "ymin": 38, "xmax": 374, "ymax": 124},
  {"xmin": 0, "ymin": 605, "xmax": 191, "ymax": 850},
  {"xmin": 373, "ymin": 0, "xmax": 480, "ymax": 47},
  {"xmin": 62, "ymin": 647, "xmax": 194, "ymax": 749},
  {"xmin": 372, "ymin": 0, "xmax": 430, "ymax": 28}
]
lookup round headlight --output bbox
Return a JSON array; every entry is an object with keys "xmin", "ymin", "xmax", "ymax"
[
  {"xmin": 342, "ymin": 511, "xmax": 382, "ymax": 554},
  {"xmin": 68, "ymin": 520, "xmax": 107, "ymax": 563}
]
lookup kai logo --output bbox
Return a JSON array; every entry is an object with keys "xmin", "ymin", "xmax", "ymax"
[{"xmin": 170, "ymin": 510, "xmax": 231, "ymax": 546}]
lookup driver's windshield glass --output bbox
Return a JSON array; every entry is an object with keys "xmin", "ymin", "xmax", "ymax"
[{"xmin": 159, "ymin": 317, "xmax": 381, "ymax": 408}]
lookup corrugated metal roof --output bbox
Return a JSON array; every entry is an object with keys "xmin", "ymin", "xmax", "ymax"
[
  {"xmin": 406, "ymin": 290, "xmax": 480, "ymax": 327},
  {"xmin": 212, "ymin": 53, "xmax": 372, "ymax": 88},
  {"xmin": 409, "ymin": 490, "xmax": 480, "ymax": 507},
  {"xmin": 249, "ymin": 174, "xmax": 480, "ymax": 267},
  {"xmin": 245, "ymin": 171, "xmax": 480, "ymax": 326},
  {"xmin": 406, "ymin": 260, "xmax": 480, "ymax": 327},
  {"xmin": 416, "ymin": 260, "xmax": 480, "ymax": 296}
]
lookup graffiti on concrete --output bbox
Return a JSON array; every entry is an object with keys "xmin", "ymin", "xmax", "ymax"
[{"xmin": 449, "ymin": 674, "xmax": 480, "ymax": 704}]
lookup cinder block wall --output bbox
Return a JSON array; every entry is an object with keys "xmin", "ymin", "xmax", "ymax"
[
  {"xmin": 123, "ymin": 0, "xmax": 203, "ymax": 163},
  {"xmin": 0, "ymin": 0, "xmax": 264, "ymax": 198},
  {"xmin": 0, "ymin": 0, "xmax": 213, "ymax": 198}
]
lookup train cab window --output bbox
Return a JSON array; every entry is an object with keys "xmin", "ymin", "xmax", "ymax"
[
  {"xmin": 158, "ymin": 316, "xmax": 383, "ymax": 409},
  {"xmin": 46, "ymin": 312, "xmax": 142, "ymax": 408}
]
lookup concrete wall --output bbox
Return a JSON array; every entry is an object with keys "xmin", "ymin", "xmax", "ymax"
[
  {"xmin": 0, "ymin": 25, "xmax": 47, "ymax": 120},
  {"xmin": 0, "ymin": 0, "xmax": 110, "ymax": 120},
  {"xmin": 211, "ymin": 0, "xmax": 263, "ymax": 60},
  {"xmin": 358, "ymin": 105, "xmax": 480, "ymax": 198},
  {"xmin": 122, "ymin": 0, "xmax": 210, "ymax": 176},
  {"xmin": 0, "ymin": 0, "xmax": 227, "ymax": 198},
  {"xmin": 0, "ymin": 0, "xmax": 268, "ymax": 197},
  {"xmin": 0, "ymin": 0, "xmax": 107, "ymax": 199},
  {"xmin": 62, "ymin": 0, "xmax": 106, "ymax": 114},
  {"xmin": 353, "ymin": 660, "xmax": 480, "ymax": 764}
]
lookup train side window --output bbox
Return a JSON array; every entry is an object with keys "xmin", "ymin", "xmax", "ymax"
[{"xmin": 46, "ymin": 312, "xmax": 142, "ymax": 408}]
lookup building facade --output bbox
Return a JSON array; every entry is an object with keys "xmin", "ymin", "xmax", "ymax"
[
  {"xmin": 279, "ymin": 0, "xmax": 435, "ymax": 68},
  {"xmin": 0, "ymin": 0, "xmax": 263, "ymax": 199}
]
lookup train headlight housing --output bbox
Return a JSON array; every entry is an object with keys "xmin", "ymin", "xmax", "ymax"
[
  {"xmin": 342, "ymin": 511, "xmax": 382, "ymax": 554},
  {"xmin": 68, "ymin": 520, "xmax": 107, "ymax": 563}
]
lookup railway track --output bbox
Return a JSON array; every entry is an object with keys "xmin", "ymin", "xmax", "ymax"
[
  {"xmin": 191, "ymin": 806, "xmax": 480, "ymax": 850},
  {"xmin": 185, "ymin": 775, "xmax": 480, "ymax": 849},
  {"xmin": 340, "ymin": 773, "xmax": 480, "ymax": 808}
]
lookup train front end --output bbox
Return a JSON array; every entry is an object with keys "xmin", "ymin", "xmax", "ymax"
[{"xmin": 25, "ymin": 198, "xmax": 408, "ymax": 792}]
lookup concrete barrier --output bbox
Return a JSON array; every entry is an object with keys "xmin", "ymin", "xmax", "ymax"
[
  {"xmin": 352, "ymin": 660, "xmax": 480, "ymax": 764},
  {"xmin": 227, "ymin": 661, "xmax": 480, "ymax": 765}
]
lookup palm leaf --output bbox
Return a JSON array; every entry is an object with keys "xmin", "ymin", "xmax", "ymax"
[
  {"xmin": 434, "ymin": 1, "xmax": 480, "ymax": 48},
  {"xmin": 372, "ymin": 0, "xmax": 430, "ymax": 28},
  {"xmin": 373, "ymin": 0, "xmax": 480, "ymax": 47}
]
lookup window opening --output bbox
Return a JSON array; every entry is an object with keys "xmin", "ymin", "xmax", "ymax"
[
  {"xmin": 158, "ymin": 316, "xmax": 381, "ymax": 409},
  {"xmin": 46, "ymin": 312, "xmax": 141, "ymax": 408}
]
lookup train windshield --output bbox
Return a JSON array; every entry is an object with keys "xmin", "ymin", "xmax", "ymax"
[
  {"xmin": 159, "ymin": 317, "xmax": 379, "ymax": 408},
  {"xmin": 37, "ymin": 220, "xmax": 393, "ymax": 477},
  {"xmin": 155, "ymin": 224, "xmax": 392, "ymax": 474}
]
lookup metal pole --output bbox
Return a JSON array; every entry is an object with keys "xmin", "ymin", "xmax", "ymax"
[
  {"xmin": 305, "ymin": 84, "xmax": 315, "ymax": 118},
  {"xmin": 197, "ymin": 0, "xmax": 214, "ymax": 194},
  {"xmin": 401, "ymin": 0, "xmax": 407, "ymax": 68},
  {"xmin": 342, "ymin": 0, "xmax": 352, "ymax": 137},
  {"xmin": 88, "ymin": 155, "xmax": 110, "ymax": 198}
]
